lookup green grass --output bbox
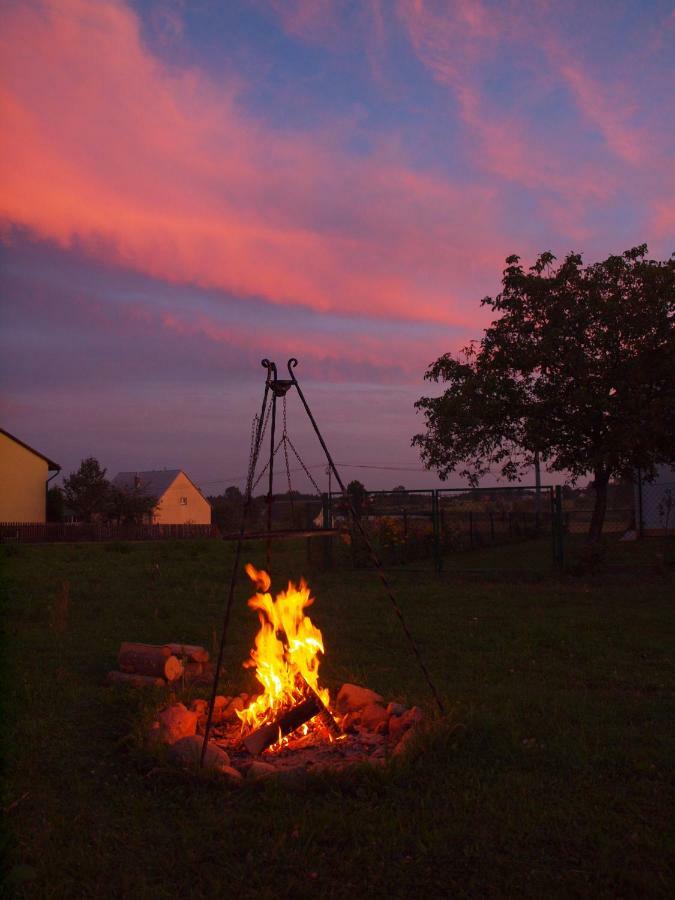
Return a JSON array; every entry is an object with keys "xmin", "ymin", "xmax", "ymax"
[{"xmin": 2, "ymin": 540, "xmax": 674, "ymax": 898}]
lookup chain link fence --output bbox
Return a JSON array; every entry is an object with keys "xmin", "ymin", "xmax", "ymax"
[{"xmin": 5, "ymin": 476, "xmax": 673, "ymax": 576}]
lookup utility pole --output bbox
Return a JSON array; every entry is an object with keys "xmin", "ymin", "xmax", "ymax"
[{"xmin": 326, "ymin": 465, "xmax": 332, "ymax": 527}]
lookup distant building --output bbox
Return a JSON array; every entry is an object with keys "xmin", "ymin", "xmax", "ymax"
[
  {"xmin": 0, "ymin": 428, "xmax": 60, "ymax": 523},
  {"xmin": 111, "ymin": 469, "xmax": 211, "ymax": 525}
]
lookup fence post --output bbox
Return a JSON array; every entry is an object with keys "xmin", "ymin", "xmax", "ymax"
[
  {"xmin": 553, "ymin": 485, "xmax": 565, "ymax": 571},
  {"xmin": 320, "ymin": 493, "xmax": 333, "ymax": 570},
  {"xmin": 432, "ymin": 490, "xmax": 442, "ymax": 574},
  {"xmin": 402, "ymin": 507, "xmax": 408, "ymax": 564}
]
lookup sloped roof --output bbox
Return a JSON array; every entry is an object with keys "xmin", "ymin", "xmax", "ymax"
[
  {"xmin": 1, "ymin": 428, "xmax": 60, "ymax": 471},
  {"xmin": 111, "ymin": 469, "xmax": 182, "ymax": 498}
]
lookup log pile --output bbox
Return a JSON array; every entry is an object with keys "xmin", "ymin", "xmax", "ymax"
[{"xmin": 105, "ymin": 642, "xmax": 211, "ymax": 687}]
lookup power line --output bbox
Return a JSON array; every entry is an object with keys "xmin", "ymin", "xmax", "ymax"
[{"xmin": 200, "ymin": 461, "xmax": 428, "ymax": 488}]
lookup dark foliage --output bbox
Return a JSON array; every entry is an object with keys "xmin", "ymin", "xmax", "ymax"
[
  {"xmin": 46, "ymin": 486, "xmax": 64, "ymax": 523},
  {"xmin": 62, "ymin": 457, "xmax": 110, "ymax": 523},
  {"xmin": 414, "ymin": 246, "xmax": 675, "ymax": 541}
]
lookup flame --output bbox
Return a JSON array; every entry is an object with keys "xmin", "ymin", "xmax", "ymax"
[{"xmin": 238, "ymin": 564, "xmax": 330, "ymax": 736}]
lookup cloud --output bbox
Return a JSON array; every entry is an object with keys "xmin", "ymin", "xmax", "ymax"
[
  {"xmin": 0, "ymin": 240, "xmax": 464, "ymax": 394},
  {"xmin": 395, "ymin": 0, "xmax": 674, "ymax": 249},
  {"xmin": 0, "ymin": 0, "xmax": 510, "ymax": 326}
]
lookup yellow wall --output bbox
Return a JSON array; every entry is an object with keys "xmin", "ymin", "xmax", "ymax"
[
  {"xmin": 152, "ymin": 472, "xmax": 211, "ymax": 525},
  {"xmin": 0, "ymin": 432, "xmax": 49, "ymax": 523}
]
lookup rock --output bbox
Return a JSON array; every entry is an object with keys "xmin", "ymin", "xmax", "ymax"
[
  {"xmin": 168, "ymin": 735, "xmax": 231, "ymax": 771},
  {"xmin": 336, "ymin": 684, "xmax": 384, "ymax": 714},
  {"xmin": 401, "ymin": 706, "xmax": 423, "ymax": 728},
  {"xmin": 402, "ymin": 706, "xmax": 424, "ymax": 727},
  {"xmin": 359, "ymin": 702, "xmax": 389, "ymax": 731},
  {"xmin": 210, "ymin": 695, "xmax": 231, "ymax": 725},
  {"xmin": 190, "ymin": 699, "xmax": 208, "ymax": 715},
  {"xmin": 224, "ymin": 696, "xmax": 246, "ymax": 720},
  {"xmin": 393, "ymin": 727, "xmax": 418, "ymax": 757},
  {"xmin": 158, "ymin": 703, "xmax": 198, "ymax": 744},
  {"xmin": 388, "ymin": 715, "xmax": 406, "ymax": 741},
  {"xmin": 386, "ymin": 702, "xmax": 406, "ymax": 717},
  {"xmin": 375, "ymin": 719, "xmax": 389, "ymax": 736},
  {"xmin": 389, "ymin": 706, "xmax": 423, "ymax": 741},
  {"xmin": 247, "ymin": 761, "xmax": 277, "ymax": 780},
  {"xmin": 340, "ymin": 712, "xmax": 358, "ymax": 734},
  {"xmin": 220, "ymin": 765, "xmax": 244, "ymax": 784}
]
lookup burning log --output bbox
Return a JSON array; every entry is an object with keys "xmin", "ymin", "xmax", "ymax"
[
  {"xmin": 299, "ymin": 674, "xmax": 341, "ymax": 739},
  {"xmin": 243, "ymin": 694, "xmax": 323, "ymax": 755},
  {"xmin": 118, "ymin": 642, "xmax": 183, "ymax": 681}
]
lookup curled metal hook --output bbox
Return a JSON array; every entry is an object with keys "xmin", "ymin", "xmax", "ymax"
[
  {"xmin": 261, "ymin": 359, "xmax": 278, "ymax": 383},
  {"xmin": 287, "ymin": 358, "xmax": 298, "ymax": 380}
]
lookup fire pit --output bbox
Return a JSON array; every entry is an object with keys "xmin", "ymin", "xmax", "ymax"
[{"xmin": 153, "ymin": 564, "xmax": 425, "ymax": 784}]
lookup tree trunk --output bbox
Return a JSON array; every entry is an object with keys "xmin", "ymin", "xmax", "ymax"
[{"xmin": 588, "ymin": 469, "xmax": 610, "ymax": 543}]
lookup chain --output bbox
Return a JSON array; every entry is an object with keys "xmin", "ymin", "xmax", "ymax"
[
  {"xmin": 285, "ymin": 434, "xmax": 322, "ymax": 495},
  {"xmin": 282, "ymin": 396, "xmax": 295, "ymax": 524},
  {"xmin": 252, "ymin": 436, "xmax": 285, "ymax": 492}
]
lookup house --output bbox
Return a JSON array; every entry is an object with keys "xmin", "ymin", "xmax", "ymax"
[
  {"xmin": 0, "ymin": 428, "xmax": 60, "ymax": 523},
  {"xmin": 111, "ymin": 469, "xmax": 211, "ymax": 525}
]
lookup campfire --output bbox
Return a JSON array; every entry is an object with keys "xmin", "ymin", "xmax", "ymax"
[
  {"xmin": 235, "ymin": 563, "xmax": 340, "ymax": 755},
  {"xmin": 137, "ymin": 564, "xmax": 426, "ymax": 783},
  {"xmin": 122, "ymin": 358, "xmax": 442, "ymax": 783}
]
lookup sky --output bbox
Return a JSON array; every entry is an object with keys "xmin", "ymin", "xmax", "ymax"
[{"xmin": 1, "ymin": 0, "xmax": 673, "ymax": 494}]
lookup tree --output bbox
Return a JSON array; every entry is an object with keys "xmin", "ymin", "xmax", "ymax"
[
  {"xmin": 46, "ymin": 485, "xmax": 64, "ymax": 522},
  {"xmin": 346, "ymin": 479, "xmax": 368, "ymax": 517},
  {"xmin": 413, "ymin": 246, "xmax": 675, "ymax": 541},
  {"xmin": 209, "ymin": 485, "xmax": 262, "ymax": 532},
  {"xmin": 63, "ymin": 457, "xmax": 110, "ymax": 522},
  {"xmin": 106, "ymin": 484, "xmax": 157, "ymax": 525}
]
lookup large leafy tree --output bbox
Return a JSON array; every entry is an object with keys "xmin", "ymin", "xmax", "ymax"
[
  {"xmin": 413, "ymin": 246, "xmax": 675, "ymax": 541},
  {"xmin": 106, "ymin": 484, "xmax": 157, "ymax": 525},
  {"xmin": 63, "ymin": 457, "xmax": 110, "ymax": 522}
]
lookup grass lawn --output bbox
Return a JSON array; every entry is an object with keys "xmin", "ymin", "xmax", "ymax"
[{"xmin": 2, "ymin": 539, "xmax": 674, "ymax": 898}]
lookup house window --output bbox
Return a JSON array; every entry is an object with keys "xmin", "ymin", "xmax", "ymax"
[{"xmin": 179, "ymin": 496, "xmax": 188, "ymax": 506}]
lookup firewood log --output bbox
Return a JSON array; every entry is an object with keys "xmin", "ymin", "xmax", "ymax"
[
  {"xmin": 120, "ymin": 642, "xmax": 172, "ymax": 656},
  {"xmin": 118, "ymin": 643, "xmax": 183, "ymax": 681},
  {"xmin": 183, "ymin": 661, "xmax": 203, "ymax": 679},
  {"xmin": 106, "ymin": 671, "xmax": 165, "ymax": 687},
  {"xmin": 165, "ymin": 643, "xmax": 209, "ymax": 663},
  {"xmin": 243, "ymin": 695, "xmax": 322, "ymax": 755}
]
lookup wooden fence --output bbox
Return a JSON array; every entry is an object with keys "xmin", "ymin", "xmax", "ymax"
[{"xmin": 0, "ymin": 522, "xmax": 221, "ymax": 543}]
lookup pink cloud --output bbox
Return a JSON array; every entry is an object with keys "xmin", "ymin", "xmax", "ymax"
[
  {"xmin": 0, "ymin": 0, "xmax": 509, "ymax": 326},
  {"xmin": 396, "ymin": 0, "xmax": 674, "ymax": 245},
  {"xmin": 397, "ymin": 1, "xmax": 613, "ymax": 194}
]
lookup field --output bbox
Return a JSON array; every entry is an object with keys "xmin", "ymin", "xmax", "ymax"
[{"xmin": 2, "ymin": 539, "xmax": 674, "ymax": 898}]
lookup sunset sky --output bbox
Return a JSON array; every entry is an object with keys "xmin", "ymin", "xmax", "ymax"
[{"xmin": 1, "ymin": 0, "xmax": 673, "ymax": 493}]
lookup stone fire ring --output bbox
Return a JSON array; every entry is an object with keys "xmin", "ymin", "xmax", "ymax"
[{"xmin": 149, "ymin": 684, "xmax": 425, "ymax": 786}]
